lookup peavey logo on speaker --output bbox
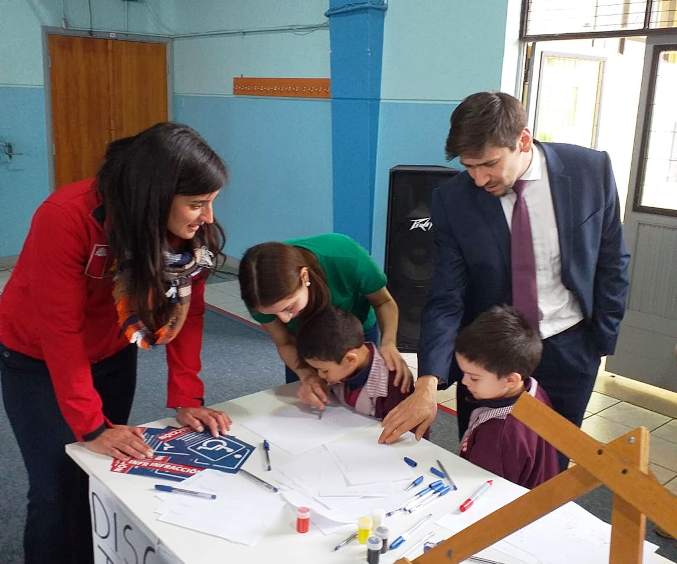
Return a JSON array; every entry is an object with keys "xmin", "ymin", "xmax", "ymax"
[{"xmin": 409, "ymin": 217, "xmax": 433, "ymax": 231}]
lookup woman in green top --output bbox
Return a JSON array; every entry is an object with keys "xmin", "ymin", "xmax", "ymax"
[{"xmin": 239, "ymin": 233, "xmax": 412, "ymax": 409}]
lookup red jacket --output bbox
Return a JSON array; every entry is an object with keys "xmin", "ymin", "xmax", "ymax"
[{"xmin": 0, "ymin": 180, "xmax": 206, "ymax": 441}]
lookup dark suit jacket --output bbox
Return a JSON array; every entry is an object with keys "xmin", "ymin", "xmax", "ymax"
[{"xmin": 418, "ymin": 142, "xmax": 630, "ymax": 385}]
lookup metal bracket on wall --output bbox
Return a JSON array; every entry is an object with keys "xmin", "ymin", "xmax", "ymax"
[{"xmin": 0, "ymin": 140, "xmax": 23, "ymax": 162}]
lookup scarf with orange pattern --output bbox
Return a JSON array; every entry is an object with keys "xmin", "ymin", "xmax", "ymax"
[{"xmin": 113, "ymin": 242, "xmax": 214, "ymax": 349}]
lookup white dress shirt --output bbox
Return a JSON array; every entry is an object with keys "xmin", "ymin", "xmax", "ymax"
[{"xmin": 500, "ymin": 145, "xmax": 584, "ymax": 339}]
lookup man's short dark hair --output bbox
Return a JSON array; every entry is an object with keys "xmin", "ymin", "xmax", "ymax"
[
  {"xmin": 455, "ymin": 305, "xmax": 542, "ymax": 379},
  {"xmin": 297, "ymin": 306, "xmax": 365, "ymax": 363},
  {"xmin": 445, "ymin": 91, "xmax": 527, "ymax": 160}
]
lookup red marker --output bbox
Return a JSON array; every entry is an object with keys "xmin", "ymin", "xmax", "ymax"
[{"xmin": 459, "ymin": 480, "xmax": 492, "ymax": 512}]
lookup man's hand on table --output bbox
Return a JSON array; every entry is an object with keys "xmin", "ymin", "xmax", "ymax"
[{"xmin": 379, "ymin": 375, "xmax": 438, "ymax": 443}]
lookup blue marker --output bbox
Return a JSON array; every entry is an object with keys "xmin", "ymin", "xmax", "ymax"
[
  {"xmin": 389, "ymin": 513, "xmax": 433, "ymax": 550},
  {"xmin": 403, "ymin": 456, "xmax": 418, "ymax": 468},
  {"xmin": 404, "ymin": 475, "xmax": 424, "ymax": 491}
]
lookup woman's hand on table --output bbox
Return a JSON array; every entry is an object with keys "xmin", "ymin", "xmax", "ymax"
[
  {"xmin": 176, "ymin": 406, "xmax": 232, "ymax": 437},
  {"xmin": 85, "ymin": 424, "xmax": 153, "ymax": 460},
  {"xmin": 379, "ymin": 343, "xmax": 413, "ymax": 393},
  {"xmin": 297, "ymin": 375, "xmax": 329, "ymax": 410}
]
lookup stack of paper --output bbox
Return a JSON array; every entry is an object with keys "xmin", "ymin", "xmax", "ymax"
[
  {"xmin": 155, "ymin": 470, "xmax": 286, "ymax": 546},
  {"xmin": 237, "ymin": 403, "xmax": 374, "ymax": 455}
]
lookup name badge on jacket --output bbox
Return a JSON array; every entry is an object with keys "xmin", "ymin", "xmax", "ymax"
[{"xmin": 85, "ymin": 244, "xmax": 113, "ymax": 279}]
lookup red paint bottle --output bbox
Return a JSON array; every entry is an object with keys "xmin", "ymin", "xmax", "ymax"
[{"xmin": 296, "ymin": 506, "xmax": 310, "ymax": 533}]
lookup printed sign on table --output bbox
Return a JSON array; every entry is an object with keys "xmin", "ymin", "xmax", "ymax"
[{"xmin": 110, "ymin": 426, "xmax": 254, "ymax": 481}]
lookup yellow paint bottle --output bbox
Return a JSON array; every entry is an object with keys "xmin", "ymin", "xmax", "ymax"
[{"xmin": 357, "ymin": 515, "xmax": 373, "ymax": 544}]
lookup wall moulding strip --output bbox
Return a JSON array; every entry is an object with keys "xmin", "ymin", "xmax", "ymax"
[{"xmin": 233, "ymin": 77, "xmax": 330, "ymax": 98}]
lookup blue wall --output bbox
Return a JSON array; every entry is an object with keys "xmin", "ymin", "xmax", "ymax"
[
  {"xmin": 174, "ymin": 95, "xmax": 333, "ymax": 259},
  {"xmin": 1, "ymin": 0, "xmax": 518, "ymax": 262},
  {"xmin": 371, "ymin": 0, "xmax": 512, "ymax": 266},
  {"xmin": 170, "ymin": 0, "xmax": 333, "ymax": 257},
  {"xmin": 0, "ymin": 87, "xmax": 50, "ymax": 256},
  {"xmin": 0, "ymin": 0, "xmax": 170, "ymax": 256}
]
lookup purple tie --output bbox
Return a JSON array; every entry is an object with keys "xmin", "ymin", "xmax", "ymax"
[{"xmin": 511, "ymin": 180, "xmax": 539, "ymax": 330}]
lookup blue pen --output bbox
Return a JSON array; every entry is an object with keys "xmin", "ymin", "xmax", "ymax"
[
  {"xmin": 404, "ymin": 482, "xmax": 444, "ymax": 512},
  {"xmin": 408, "ymin": 485, "xmax": 452, "ymax": 513},
  {"xmin": 413, "ymin": 480, "xmax": 443, "ymax": 498},
  {"xmin": 262, "ymin": 440, "xmax": 271, "ymax": 471},
  {"xmin": 154, "ymin": 484, "xmax": 216, "ymax": 500},
  {"xmin": 389, "ymin": 513, "xmax": 433, "ymax": 550},
  {"xmin": 404, "ymin": 475, "xmax": 424, "ymax": 491},
  {"xmin": 386, "ymin": 481, "xmax": 442, "ymax": 517}
]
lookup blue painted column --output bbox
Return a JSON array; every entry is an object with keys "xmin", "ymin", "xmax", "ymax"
[{"xmin": 326, "ymin": 0, "xmax": 387, "ymax": 251}]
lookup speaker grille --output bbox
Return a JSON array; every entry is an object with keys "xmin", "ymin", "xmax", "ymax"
[{"xmin": 384, "ymin": 165, "xmax": 459, "ymax": 352}]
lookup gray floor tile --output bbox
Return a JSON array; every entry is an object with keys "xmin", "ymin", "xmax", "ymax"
[
  {"xmin": 585, "ymin": 391, "xmax": 621, "ymax": 414},
  {"xmin": 652, "ymin": 419, "xmax": 677, "ymax": 445},
  {"xmin": 597, "ymin": 401, "xmax": 671, "ymax": 431}
]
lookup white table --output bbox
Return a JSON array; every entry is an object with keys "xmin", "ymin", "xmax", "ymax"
[{"xmin": 67, "ymin": 384, "xmax": 672, "ymax": 564}]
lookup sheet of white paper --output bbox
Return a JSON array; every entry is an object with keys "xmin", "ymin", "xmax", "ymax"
[
  {"xmin": 155, "ymin": 470, "xmax": 285, "ymax": 546},
  {"xmin": 437, "ymin": 501, "xmax": 659, "ymax": 564},
  {"xmin": 238, "ymin": 402, "xmax": 374, "ymax": 455},
  {"xmin": 275, "ymin": 446, "xmax": 348, "ymax": 497},
  {"xmin": 326, "ymin": 427, "xmax": 419, "ymax": 485}
]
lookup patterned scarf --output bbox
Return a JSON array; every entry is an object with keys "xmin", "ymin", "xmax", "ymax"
[{"xmin": 113, "ymin": 241, "xmax": 214, "ymax": 349}]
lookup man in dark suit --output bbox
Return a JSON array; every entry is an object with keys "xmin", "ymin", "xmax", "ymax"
[{"xmin": 379, "ymin": 92, "xmax": 630, "ymax": 468}]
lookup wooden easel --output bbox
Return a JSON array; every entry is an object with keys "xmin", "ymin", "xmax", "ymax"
[{"xmin": 395, "ymin": 393, "xmax": 677, "ymax": 564}]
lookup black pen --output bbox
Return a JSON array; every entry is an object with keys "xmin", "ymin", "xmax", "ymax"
[{"xmin": 239, "ymin": 468, "xmax": 279, "ymax": 493}]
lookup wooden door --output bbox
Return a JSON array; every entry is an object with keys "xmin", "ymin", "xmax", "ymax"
[
  {"xmin": 48, "ymin": 35, "xmax": 112, "ymax": 188},
  {"xmin": 48, "ymin": 35, "xmax": 168, "ymax": 188},
  {"xmin": 110, "ymin": 40, "xmax": 168, "ymax": 141}
]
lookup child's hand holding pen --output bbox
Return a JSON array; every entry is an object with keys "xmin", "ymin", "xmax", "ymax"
[{"xmin": 297, "ymin": 375, "xmax": 329, "ymax": 411}]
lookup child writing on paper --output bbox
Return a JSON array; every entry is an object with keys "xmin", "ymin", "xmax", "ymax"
[
  {"xmin": 296, "ymin": 306, "xmax": 414, "ymax": 421},
  {"xmin": 455, "ymin": 305, "xmax": 559, "ymax": 488}
]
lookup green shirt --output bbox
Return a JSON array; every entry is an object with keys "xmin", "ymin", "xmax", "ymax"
[{"xmin": 251, "ymin": 233, "xmax": 387, "ymax": 334}]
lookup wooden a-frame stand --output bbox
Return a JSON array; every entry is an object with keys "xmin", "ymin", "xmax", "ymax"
[{"xmin": 395, "ymin": 393, "xmax": 677, "ymax": 564}]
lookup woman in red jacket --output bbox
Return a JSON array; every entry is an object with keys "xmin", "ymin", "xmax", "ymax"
[{"xmin": 0, "ymin": 122, "xmax": 231, "ymax": 564}]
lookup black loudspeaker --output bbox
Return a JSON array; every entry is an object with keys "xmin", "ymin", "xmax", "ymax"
[{"xmin": 384, "ymin": 165, "xmax": 459, "ymax": 352}]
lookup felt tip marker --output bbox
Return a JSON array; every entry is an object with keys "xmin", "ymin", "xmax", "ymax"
[
  {"xmin": 154, "ymin": 484, "xmax": 216, "ymax": 499},
  {"xmin": 459, "ymin": 480, "xmax": 493, "ymax": 512}
]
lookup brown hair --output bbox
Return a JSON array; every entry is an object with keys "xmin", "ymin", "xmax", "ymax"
[
  {"xmin": 455, "ymin": 305, "xmax": 542, "ymax": 379},
  {"xmin": 297, "ymin": 306, "xmax": 364, "ymax": 363},
  {"xmin": 445, "ymin": 91, "xmax": 527, "ymax": 160},
  {"xmin": 98, "ymin": 122, "xmax": 227, "ymax": 330},
  {"xmin": 239, "ymin": 241, "xmax": 330, "ymax": 319}
]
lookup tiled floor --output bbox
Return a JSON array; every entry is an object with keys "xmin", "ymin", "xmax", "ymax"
[{"xmin": 2, "ymin": 270, "xmax": 676, "ymax": 491}]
